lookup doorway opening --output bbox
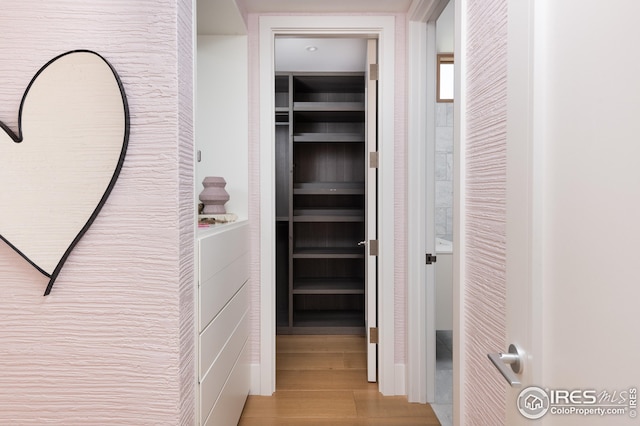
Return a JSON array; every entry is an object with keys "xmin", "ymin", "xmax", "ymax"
[
  {"xmin": 432, "ymin": 2, "xmax": 454, "ymax": 423},
  {"xmin": 273, "ymin": 35, "xmax": 378, "ymax": 383},
  {"xmin": 258, "ymin": 15, "xmax": 396, "ymax": 396},
  {"xmin": 406, "ymin": 0, "xmax": 454, "ymax": 421}
]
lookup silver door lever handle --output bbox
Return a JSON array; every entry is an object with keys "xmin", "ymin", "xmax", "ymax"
[
  {"xmin": 358, "ymin": 241, "xmax": 367, "ymax": 246},
  {"xmin": 488, "ymin": 344, "xmax": 523, "ymax": 387}
]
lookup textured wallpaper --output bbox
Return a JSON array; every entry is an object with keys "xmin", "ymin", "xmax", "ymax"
[
  {"xmin": 246, "ymin": 14, "xmax": 262, "ymax": 367},
  {"xmin": 177, "ymin": 0, "xmax": 196, "ymax": 423},
  {"xmin": 0, "ymin": 1, "xmax": 194, "ymax": 424},
  {"xmin": 462, "ymin": 0, "xmax": 508, "ymax": 423},
  {"xmin": 393, "ymin": 13, "xmax": 407, "ymax": 366}
]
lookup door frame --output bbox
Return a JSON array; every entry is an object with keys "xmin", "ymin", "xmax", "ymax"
[
  {"xmin": 257, "ymin": 15, "xmax": 397, "ymax": 395},
  {"xmin": 406, "ymin": 0, "xmax": 450, "ymax": 404}
]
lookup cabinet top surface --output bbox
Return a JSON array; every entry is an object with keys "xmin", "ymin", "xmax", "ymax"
[{"xmin": 197, "ymin": 219, "xmax": 248, "ymax": 240}]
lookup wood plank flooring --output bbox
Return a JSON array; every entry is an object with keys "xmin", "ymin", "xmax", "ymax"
[{"xmin": 239, "ymin": 335, "xmax": 440, "ymax": 425}]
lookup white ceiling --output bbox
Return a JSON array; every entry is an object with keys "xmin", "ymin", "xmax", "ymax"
[
  {"xmin": 275, "ymin": 37, "xmax": 367, "ymax": 72},
  {"xmin": 197, "ymin": 0, "xmax": 247, "ymax": 35},
  {"xmin": 436, "ymin": 0, "xmax": 454, "ymax": 53}
]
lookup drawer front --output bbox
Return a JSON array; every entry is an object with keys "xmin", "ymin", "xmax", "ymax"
[
  {"xmin": 202, "ymin": 340, "xmax": 250, "ymax": 426},
  {"xmin": 198, "ymin": 224, "xmax": 249, "ymax": 283},
  {"xmin": 199, "ymin": 283, "xmax": 249, "ymax": 380},
  {"xmin": 199, "ymin": 252, "xmax": 249, "ymax": 332},
  {"xmin": 199, "ymin": 311, "xmax": 249, "ymax": 423}
]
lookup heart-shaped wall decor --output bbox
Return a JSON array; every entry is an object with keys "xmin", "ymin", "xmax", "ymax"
[{"xmin": 0, "ymin": 50, "xmax": 129, "ymax": 295}]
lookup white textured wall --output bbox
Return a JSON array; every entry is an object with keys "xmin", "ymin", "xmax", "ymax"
[
  {"xmin": 246, "ymin": 14, "xmax": 261, "ymax": 367},
  {"xmin": 177, "ymin": 0, "xmax": 196, "ymax": 423},
  {"xmin": 393, "ymin": 14, "xmax": 407, "ymax": 366},
  {"xmin": 461, "ymin": 0, "xmax": 508, "ymax": 423},
  {"xmin": 0, "ymin": 1, "xmax": 195, "ymax": 424}
]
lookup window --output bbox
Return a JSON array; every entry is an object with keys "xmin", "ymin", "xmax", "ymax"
[{"xmin": 437, "ymin": 53, "xmax": 454, "ymax": 103}]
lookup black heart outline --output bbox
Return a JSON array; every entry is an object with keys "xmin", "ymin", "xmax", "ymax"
[{"xmin": 0, "ymin": 50, "xmax": 130, "ymax": 296}]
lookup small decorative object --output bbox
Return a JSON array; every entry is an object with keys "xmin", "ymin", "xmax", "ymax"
[{"xmin": 199, "ymin": 176, "xmax": 230, "ymax": 214}]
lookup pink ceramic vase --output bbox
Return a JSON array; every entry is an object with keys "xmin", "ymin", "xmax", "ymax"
[{"xmin": 199, "ymin": 176, "xmax": 230, "ymax": 214}]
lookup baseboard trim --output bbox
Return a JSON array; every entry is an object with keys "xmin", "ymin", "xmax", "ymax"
[
  {"xmin": 249, "ymin": 363, "xmax": 262, "ymax": 395},
  {"xmin": 395, "ymin": 363, "xmax": 406, "ymax": 395}
]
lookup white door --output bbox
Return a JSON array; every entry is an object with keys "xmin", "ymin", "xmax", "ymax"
[
  {"xmin": 529, "ymin": 3, "xmax": 640, "ymax": 425},
  {"xmin": 365, "ymin": 38, "xmax": 378, "ymax": 383},
  {"xmin": 485, "ymin": 0, "xmax": 640, "ymax": 424}
]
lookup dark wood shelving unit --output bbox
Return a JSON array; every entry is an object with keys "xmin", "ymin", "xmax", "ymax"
[{"xmin": 275, "ymin": 72, "xmax": 366, "ymax": 335}]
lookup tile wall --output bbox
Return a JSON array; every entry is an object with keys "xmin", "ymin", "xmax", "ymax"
[{"xmin": 435, "ymin": 102, "xmax": 454, "ymax": 242}]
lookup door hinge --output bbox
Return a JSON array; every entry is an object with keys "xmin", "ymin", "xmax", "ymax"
[
  {"xmin": 369, "ymin": 152, "xmax": 379, "ymax": 168},
  {"xmin": 425, "ymin": 253, "xmax": 437, "ymax": 264},
  {"xmin": 369, "ymin": 327, "xmax": 379, "ymax": 344},
  {"xmin": 369, "ymin": 240, "xmax": 379, "ymax": 256},
  {"xmin": 369, "ymin": 64, "xmax": 379, "ymax": 81}
]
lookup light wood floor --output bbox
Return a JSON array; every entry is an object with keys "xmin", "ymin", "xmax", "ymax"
[{"xmin": 239, "ymin": 335, "xmax": 440, "ymax": 425}]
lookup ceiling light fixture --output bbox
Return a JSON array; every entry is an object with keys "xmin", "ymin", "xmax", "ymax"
[{"xmin": 305, "ymin": 45, "xmax": 318, "ymax": 52}]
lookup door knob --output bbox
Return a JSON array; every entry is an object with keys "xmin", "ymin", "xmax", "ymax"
[
  {"xmin": 358, "ymin": 241, "xmax": 367, "ymax": 246},
  {"xmin": 488, "ymin": 344, "xmax": 524, "ymax": 387}
]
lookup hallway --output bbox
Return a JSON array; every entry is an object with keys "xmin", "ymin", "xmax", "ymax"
[{"xmin": 239, "ymin": 335, "xmax": 440, "ymax": 425}]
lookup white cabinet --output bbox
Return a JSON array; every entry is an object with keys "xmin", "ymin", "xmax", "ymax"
[{"xmin": 197, "ymin": 221, "xmax": 249, "ymax": 425}]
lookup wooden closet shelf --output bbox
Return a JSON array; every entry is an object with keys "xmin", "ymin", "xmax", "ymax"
[
  {"xmin": 293, "ymin": 247, "xmax": 364, "ymax": 259},
  {"xmin": 293, "ymin": 132, "xmax": 364, "ymax": 143},
  {"xmin": 293, "ymin": 101, "xmax": 364, "ymax": 112},
  {"xmin": 293, "ymin": 278, "xmax": 364, "ymax": 295},
  {"xmin": 293, "ymin": 208, "xmax": 364, "ymax": 222},
  {"xmin": 293, "ymin": 182, "xmax": 364, "ymax": 195}
]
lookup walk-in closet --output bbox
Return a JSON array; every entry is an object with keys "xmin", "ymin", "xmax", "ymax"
[{"xmin": 274, "ymin": 37, "xmax": 375, "ymax": 336}]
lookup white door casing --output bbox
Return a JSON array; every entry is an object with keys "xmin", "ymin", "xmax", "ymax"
[{"xmin": 258, "ymin": 15, "xmax": 396, "ymax": 396}]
